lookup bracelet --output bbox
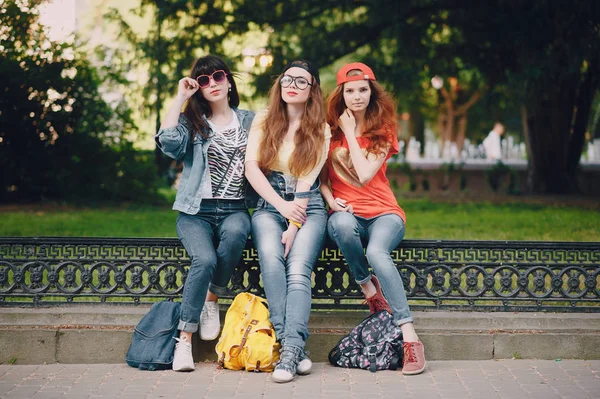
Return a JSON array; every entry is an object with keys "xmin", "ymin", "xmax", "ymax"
[{"xmin": 288, "ymin": 219, "xmax": 302, "ymax": 229}]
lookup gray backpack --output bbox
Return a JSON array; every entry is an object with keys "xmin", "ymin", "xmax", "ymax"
[{"xmin": 126, "ymin": 300, "xmax": 181, "ymax": 370}]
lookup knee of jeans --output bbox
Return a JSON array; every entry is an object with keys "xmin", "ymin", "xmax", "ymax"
[
  {"xmin": 259, "ymin": 255, "xmax": 286, "ymax": 276},
  {"xmin": 190, "ymin": 251, "xmax": 217, "ymax": 268},
  {"xmin": 328, "ymin": 213, "xmax": 358, "ymax": 238},
  {"xmin": 365, "ymin": 247, "xmax": 390, "ymax": 265},
  {"xmin": 287, "ymin": 273, "xmax": 312, "ymax": 291},
  {"xmin": 224, "ymin": 219, "xmax": 251, "ymax": 240}
]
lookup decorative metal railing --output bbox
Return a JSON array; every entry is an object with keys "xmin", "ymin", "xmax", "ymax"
[{"xmin": 1, "ymin": 237, "xmax": 599, "ymax": 312}]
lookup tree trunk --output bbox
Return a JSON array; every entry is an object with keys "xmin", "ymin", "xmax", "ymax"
[
  {"xmin": 523, "ymin": 83, "xmax": 578, "ymax": 193},
  {"xmin": 438, "ymin": 87, "xmax": 454, "ymax": 157},
  {"xmin": 455, "ymin": 114, "xmax": 467, "ymax": 154},
  {"xmin": 567, "ymin": 59, "xmax": 598, "ymax": 179},
  {"xmin": 154, "ymin": 12, "xmax": 165, "ymax": 174},
  {"xmin": 408, "ymin": 107, "xmax": 425, "ymax": 155}
]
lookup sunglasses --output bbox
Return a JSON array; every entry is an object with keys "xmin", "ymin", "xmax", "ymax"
[
  {"xmin": 196, "ymin": 70, "xmax": 228, "ymax": 88},
  {"xmin": 280, "ymin": 75, "xmax": 312, "ymax": 90}
]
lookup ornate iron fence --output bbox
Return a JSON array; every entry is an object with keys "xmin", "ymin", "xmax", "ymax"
[{"xmin": 1, "ymin": 237, "xmax": 599, "ymax": 312}]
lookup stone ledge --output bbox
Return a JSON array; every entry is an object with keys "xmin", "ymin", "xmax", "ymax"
[{"xmin": 2, "ymin": 307, "xmax": 599, "ymax": 364}]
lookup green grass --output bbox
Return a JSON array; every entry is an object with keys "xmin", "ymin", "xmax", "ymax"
[
  {"xmin": 403, "ymin": 200, "xmax": 600, "ymax": 241},
  {"xmin": 1, "ymin": 198, "xmax": 599, "ymax": 241}
]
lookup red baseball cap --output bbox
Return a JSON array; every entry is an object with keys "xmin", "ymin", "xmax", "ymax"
[{"xmin": 336, "ymin": 62, "xmax": 377, "ymax": 86}]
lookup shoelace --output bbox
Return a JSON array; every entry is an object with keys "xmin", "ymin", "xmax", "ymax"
[
  {"xmin": 201, "ymin": 304, "xmax": 217, "ymax": 321},
  {"xmin": 403, "ymin": 342, "xmax": 417, "ymax": 364},
  {"xmin": 363, "ymin": 295, "xmax": 389, "ymax": 312},
  {"xmin": 298, "ymin": 349, "xmax": 310, "ymax": 361},
  {"xmin": 277, "ymin": 348, "xmax": 299, "ymax": 369}
]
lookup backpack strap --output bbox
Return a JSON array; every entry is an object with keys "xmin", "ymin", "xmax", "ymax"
[
  {"xmin": 229, "ymin": 320, "xmax": 258, "ymax": 358},
  {"xmin": 365, "ymin": 345, "xmax": 378, "ymax": 373}
]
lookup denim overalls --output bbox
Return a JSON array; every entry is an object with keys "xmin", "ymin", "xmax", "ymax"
[{"xmin": 251, "ymin": 172, "xmax": 327, "ymax": 349}]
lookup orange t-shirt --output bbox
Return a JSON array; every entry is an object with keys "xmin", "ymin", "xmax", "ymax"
[{"xmin": 327, "ymin": 130, "xmax": 406, "ymax": 223}]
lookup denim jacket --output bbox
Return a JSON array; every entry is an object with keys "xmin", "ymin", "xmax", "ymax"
[{"xmin": 155, "ymin": 108, "xmax": 255, "ymax": 215}]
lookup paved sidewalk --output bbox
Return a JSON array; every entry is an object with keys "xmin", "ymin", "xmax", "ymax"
[{"xmin": 0, "ymin": 360, "xmax": 599, "ymax": 399}]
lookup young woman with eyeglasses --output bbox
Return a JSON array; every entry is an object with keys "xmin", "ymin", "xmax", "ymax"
[
  {"xmin": 244, "ymin": 60, "xmax": 331, "ymax": 383},
  {"xmin": 320, "ymin": 62, "xmax": 426, "ymax": 375},
  {"xmin": 156, "ymin": 55, "xmax": 255, "ymax": 372}
]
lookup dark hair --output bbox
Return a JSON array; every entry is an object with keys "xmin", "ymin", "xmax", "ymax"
[
  {"xmin": 281, "ymin": 59, "xmax": 321, "ymax": 85},
  {"xmin": 183, "ymin": 55, "xmax": 240, "ymax": 139}
]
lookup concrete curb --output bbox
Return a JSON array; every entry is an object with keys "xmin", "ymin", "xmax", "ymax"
[{"xmin": 1, "ymin": 306, "xmax": 599, "ymax": 364}]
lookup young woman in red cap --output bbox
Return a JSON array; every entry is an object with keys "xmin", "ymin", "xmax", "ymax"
[
  {"xmin": 245, "ymin": 60, "xmax": 331, "ymax": 383},
  {"xmin": 320, "ymin": 62, "xmax": 426, "ymax": 375}
]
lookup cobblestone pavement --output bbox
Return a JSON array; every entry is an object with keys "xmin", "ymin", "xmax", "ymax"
[{"xmin": 1, "ymin": 360, "xmax": 599, "ymax": 399}]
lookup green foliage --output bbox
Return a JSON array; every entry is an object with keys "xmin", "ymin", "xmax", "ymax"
[
  {"xmin": 388, "ymin": 162, "xmax": 417, "ymax": 192},
  {"xmin": 233, "ymin": 0, "xmax": 600, "ymax": 193},
  {"xmin": 0, "ymin": 1, "xmax": 162, "ymax": 202}
]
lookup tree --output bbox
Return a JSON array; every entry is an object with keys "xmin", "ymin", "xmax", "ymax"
[
  {"xmin": 434, "ymin": 76, "xmax": 482, "ymax": 156},
  {"xmin": 443, "ymin": 1, "xmax": 600, "ymax": 193},
  {"xmin": 232, "ymin": 0, "xmax": 600, "ymax": 193},
  {"xmin": 105, "ymin": 0, "xmax": 245, "ymax": 175},
  {"xmin": 0, "ymin": 0, "xmax": 159, "ymax": 202}
]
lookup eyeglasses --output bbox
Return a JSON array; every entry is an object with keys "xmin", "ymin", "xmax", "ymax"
[
  {"xmin": 280, "ymin": 75, "xmax": 312, "ymax": 90},
  {"xmin": 196, "ymin": 70, "xmax": 228, "ymax": 88}
]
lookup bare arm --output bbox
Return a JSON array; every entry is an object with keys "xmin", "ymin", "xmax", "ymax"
[
  {"xmin": 319, "ymin": 166, "xmax": 335, "ymax": 208},
  {"xmin": 339, "ymin": 109, "xmax": 388, "ymax": 184},
  {"xmin": 319, "ymin": 164, "xmax": 354, "ymax": 213}
]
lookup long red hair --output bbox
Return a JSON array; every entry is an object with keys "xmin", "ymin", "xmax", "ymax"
[
  {"xmin": 326, "ymin": 75, "xmax": 397, "ymax": 156},
  {"xmin": 258, "ymin": 67, "xmax": 326, "ymax": 177}
]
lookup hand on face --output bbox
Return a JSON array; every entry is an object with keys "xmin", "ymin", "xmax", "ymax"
[
  {"xmin": 177, "ymin": 77, "xmax": 200, "ymax": 100},
  {"xmin": 338, "ymin": 108, "xmax": 356, "ymax": 137}
]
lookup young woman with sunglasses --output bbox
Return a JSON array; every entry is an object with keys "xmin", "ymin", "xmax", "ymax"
[
  {"xmin": 320, "ymin": 62, "xmax": 426, "ymax": 375},
  {"xmin": 156, "ymin": 55, "xmax": 255, "ymax": 372},
  {"xmin": 245, "ymin": 60, "xmax": 330, "ymax": 383}
]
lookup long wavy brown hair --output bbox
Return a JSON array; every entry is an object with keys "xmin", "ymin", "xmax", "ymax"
[
  {"xmin": 258, "ymin": 64, "xmax": 326, "ymax": 177},
  {"xmin": 326, "ymin": 70, "xmax": 398, "ymax": 156},
  {"xmin": 183, "ymin": 55, "xmax": 240, "ymax": 139}
]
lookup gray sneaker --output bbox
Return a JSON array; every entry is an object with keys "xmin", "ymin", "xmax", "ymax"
[
  {"xmin": 272, "ymin": 346, "xmax": 301, "ymax": 383},
  {"xmin": 297, "ymin": 349, "xmax": 312, "ymax": 375}
]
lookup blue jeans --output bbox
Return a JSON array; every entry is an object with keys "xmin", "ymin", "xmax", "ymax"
[
  {"xmin": 251, "ymin": 173, "xmax": 327, "ymax": 349},
  {"xmin": 327, "ymin": 212, "xmax": 413, "ymax": 326},
  {"xmin": 176, "ymin": 199, "xmax": 251, "ymax": 332}
]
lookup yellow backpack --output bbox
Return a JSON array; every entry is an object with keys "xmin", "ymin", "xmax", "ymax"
[{"xmin": 215, "ymin": 292, "xmax": 280, "ymax": 372}]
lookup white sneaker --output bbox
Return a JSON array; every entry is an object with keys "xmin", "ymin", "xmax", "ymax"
[
  {"xmin": 200, "ymin": 301, "xmax": 220, "ymax": 341},
  {"xmin": 297, "ymin": 350, "xmax": 312, "ymax": 375},
  {"xmin": 172, "ymin": 337, "xmax": 194, "ymax": 372}
]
